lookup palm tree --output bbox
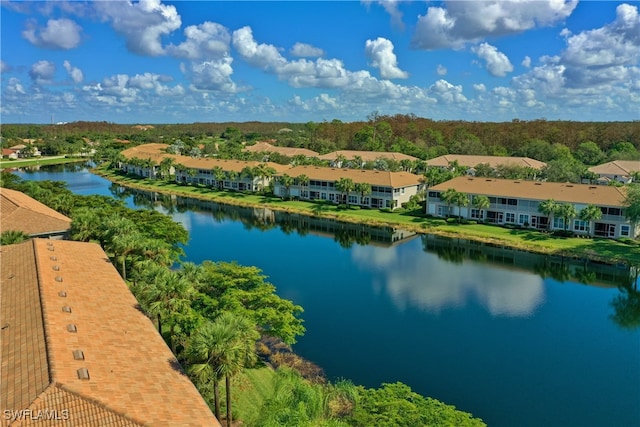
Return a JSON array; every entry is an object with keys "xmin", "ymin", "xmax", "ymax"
[
  {"xmin": 354, "ymin": 182, "xmax": 372, "ymax": 206},
  {"xmin": 296, "ymin": 174, "xmax": 309, "ymax": 187},
  {"xmin": 579, "ymin": 204, "xmax": 603, "ymax": 237},
  {"xmin": 440, "ymin": 188, "xmax": 459, "ymax": 218},
  {"xmin": 472, "ymin": 195, "xmax": 490, "ymax": 221},
  {"xmin": 212, "ymin": 166, "xmax": 226, "ymax": 189},
  {"xmin": 109, "ymin": 231, "xmax": 144, "ymax": 281},
  {"xmin": 254, "ymin": 163, "xmax": 276, "ymax": 193},
  {"xmin": 335, "ymin": 177, "xmax": 355, "ymax": 205},
  {"xmin": 240, "ymin": 166, "xmax": 257, "ymax": 190},
  {"xmin": 538, "ymin": 199, "xmax": 558, "ymax": 230},
  {"xmin": 159, "ymin": 157, "xmax": 175, "ymax": 181},
  {"xmin": 278, "ymin": 174, "xmax": 295, "ymax": 199},
  {"xmin": 452, "ymin": 191, "xmax": 469, "ymax": 223},
  {"xmin": 187, "ymin": 312, "xmax": 259, "ymax": 426},
  {"xmin": 1, "ymin": 230, "xmax": 30, "ymax": 245},
  {"xmin": 557, "ymin": 203, "xmax": 578, "ymax": 231}
]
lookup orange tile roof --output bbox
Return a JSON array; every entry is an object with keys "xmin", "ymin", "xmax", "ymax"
[
  {"xmin": 318, "ymin": 150, "xmax": 419, "ymax": 162},
  {"xmin": 120, "ymin": 143, "xmax": 179, "ymax": 163},
  {"xmin": 0, "ymin": 188, "xmax": 72, "ymax": 237},
  {"xmin": 243, "ymin": 142, "xmax": 319, "ymax": 157},
  {"xmin": 0, "ymin": 239, "xmax": 220, "ymax": 426},
  {"xmin": 280, "ymin": 165, "xmax": 423, "ymax": 188},
  {"xmin": 588, "ymin": 160, "xmax": 640, "ymax": 176},
  {"xmin": 177, "ymin": 157, "xmax": 291, "ymax": 174},
  {"xmin": 430, "ymin": 176, "xmax": 627, "ymax": 206},
  {"xmin": 426, "ymin": 154, "xmax": 546, "ymax": 169}
]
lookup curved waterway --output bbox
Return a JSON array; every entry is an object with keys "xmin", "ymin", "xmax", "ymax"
[{"xmin": 15, "ymin": 165, "xmax": 640, "ymax": 427}]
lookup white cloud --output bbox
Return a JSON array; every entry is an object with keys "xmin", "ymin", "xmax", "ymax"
[
  {"xmin": 437, "ymin": 64, "xmax": 448, "ymax": 76},
  {"xmin": 0, "ymin": 61, "xmax": 8, "ymax": 73},
  {"xmin": 365, "ymin": 37, "xmax": 408, "ymax": 79},
  {"xmin": 473, "ymin": 83, "xmax": 486, "ymax": 92},
  {"xmin": 412, "ymin": 0, "xmax": 578, "ymax": 49},
  {"xmin": 95, "ymin": 0, "xmax": 181, "ymax": 56},
  {"xmin": 63, "ymin": 60, "xmax": 83, "ymax": 83},
  {"xmin": 472, "ymin": 42, "xmax": 514, "ymax": 77},
  {"xmin": 6, "ymin": 78, "xmax": 26, "ymax": 95},
  {"xmin": 166, "ymin": 22, "xmax": 230, "ymax": 60},
  {"xmin": 362, "ymin": 0, "xmax": 404, "ymax": 29},
  {"xmin": 29, "ymin": 60, "xmax": 56, "ymax": 85},
  {"xmin": 184, "ymin": 57, "xmax": 239, "ymax": 93},
  {"xmin": 22, "ymin": 18, "xmax": 82, "ymax": 50},
  {"xmin": 428, "ymin": 79, "xmax": 468, "ymax": 104},
  {"xmin": 522, "ymin": 56, "xmax": 532, "ymax": 68},
  {"xmin": 290, "ymin": 42, "xmax": 324, "ymax": 58}
]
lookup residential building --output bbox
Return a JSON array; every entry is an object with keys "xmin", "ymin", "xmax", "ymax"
[
  {"xmin": 2, "ymin": 148, "xmax": 19, "ymax": 159},
  {"xmin": 1, "ymin": 188, "xmax": 72, "ymax": 239},
  {"xmin": 273, "ymin": 165, "xmax": 424, "ymax": 209},
  {"xmin": 425, "ymin": 154, "xmax": 546, "ymax": 175},
  {"xmin": 318, "ymin": 150, "xmax": 419, "ymax": 168},
  {"xmin": 588, "ymin": 160, "xmax": 640, "ymax": 184},
  {"xmin": 242, "ymin": 141, "xmax": 319, "ymax": 158},
  {"xmin": 426, "ymin": 176, "xmax": 637, "ymax": 238},
  {"xmin": 120, "ymin": 143, "xmax": 180, "ymax": 178},
  {"xmin": 1, "ymin": 238, "xmax": 220, "ymax": 426}
]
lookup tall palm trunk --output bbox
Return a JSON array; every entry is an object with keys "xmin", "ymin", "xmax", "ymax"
[
  {"xmin": 213, "ymin": 377, "xmax": 221, "ymax": 421},
  {"xmin": 225, "ymin": 375, "xmax": 232, "ymax": 427}
]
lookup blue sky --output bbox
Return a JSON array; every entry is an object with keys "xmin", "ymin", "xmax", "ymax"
[{"xmin": 1, "ymin": 1, "xmax": 639, "ymax": 124}]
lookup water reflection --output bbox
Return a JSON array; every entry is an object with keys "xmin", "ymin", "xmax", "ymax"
[{"xmin": 352, "ymin": 244, "xmax": 545, "ymax": 317}]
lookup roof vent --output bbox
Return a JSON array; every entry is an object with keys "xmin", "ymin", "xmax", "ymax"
[
  {"xmin": 50, "ymin": 256, "xmax": 57, "ymax": 261},
  {"xmin": 589, "ymin": 186, "xmax": 597, "ymax": 189},
  {"xmin": 47, "ymin": 242, "xmax": 53, "ymax": 246},
  {"xmin": 52, "ymin": 265, "xmax": 60, "ymax": 271},
  {"xmin": 62, "ymin": 306, "xmax": 72, "ymax": 313},
  {"xmin": 77, "ymin": 368, "xmax": 90, "ymax": 380},
  {"xmin": 566, "ymin": 184, "xmax": 573, "ymax": 187},
  {"xmin": 55, "ymin": 276, "xmax": 63, "ymax": 282},
  {"xmin": 48, "ymin": 247, "xmax": 55, "ymax": 252},
  {"xmin": 73, "ymin": 350, "xmax": 85, "ymax": 360},
  {"xmin": 535, "ymin": 183, "xmax": 542, "ymax": 185},
  {"xmin": 58, "ymin": 291, "xmax": 67, "ymax": 298},
  {"xmin": 67, "ymin": 324, "xmax": 77, "ymax": 333}
]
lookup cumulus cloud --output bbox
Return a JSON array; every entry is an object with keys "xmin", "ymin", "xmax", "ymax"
[
  {"xmin": 82, "ymin": 72, "xmax": 185, "ymax": 107},
  {"xmin": 522, "ymin": 56, "xmax": 532, "ymax": 68},
  {"xmin": 22, "ymin": 18, "xmax": 82, "ymax": 49},
  {"xmin": 362, "ymin": 0, "xmax": 404, "ymax": 29},
  {"xmin": 473, "ymin": 83, "xmax": 487, "ymax": 92},
  {"xmin": 472, "ymin": 42, "xmax": 514, "ymax": 77},
  {"xmin": 365, "ymin": 37, "xmax": 408, "ymax": 79},
  {"xmin": 166, "ymin": 22, "xmax": 230, "ymax": 60},
  {"xmin": 29, "ymin": 60, "xmax": 56, "ymax": 85},
  {"xmin": 95, "ymin": 0, "xmax": 181, "ymax": 56},
  {"xmin": 183, "ymin": 57, "xmax": 239, "ymax": 92},
  {"xmin": 412, "ymin": 0, "xmax": 578, "ymax": 49},
  {"xmin": 437, "ymin": 64, "xmax": 448, "ymax": 76},
  {"xmin": 290, "ymin": 42, "xmax": 324, "ymax": 58},
  {"xmin": 428, "ymin": 79, "xmax": 468, "ymax": 104},
  {"xmin": 63, "ymin": 60, "xmax": 83, "ymax": 83}
]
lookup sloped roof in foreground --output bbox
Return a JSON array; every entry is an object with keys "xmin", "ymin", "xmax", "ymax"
[
  {"xmin": 0, "ymin": 188, "xmax": 72, "ymax": 236},
  {"xmin": 430, "ymin": 176, "xmax": 627, "ymax": 206},
  {"xmin": 0, "ymin": 239, "xmax": 219, "ymax": 426}
]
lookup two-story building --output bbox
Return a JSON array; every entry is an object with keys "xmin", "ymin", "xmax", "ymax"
[
  {"xmin": 426, "ymin": 176, "xmax": 637, "ymax": 239},
  {"xmin": 273, "ymin": 165, "xmax": 424, "ymax": 210},
  {"xmin": 425, "ymin": 154, "xmax": 546, "ymax": 176},
  {"xmin": 588, "ymin": 160, "xmax": 640, "ymax": 184},
  {"xmin": 317, "ymin": 150, "xmax": 420, "ymax": 168}
]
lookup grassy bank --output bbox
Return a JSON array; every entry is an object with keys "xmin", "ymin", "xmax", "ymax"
[
  {"xmin": 0, "ymin": 156, "xmax": 87, "ymax": 169},
  {"xmin": 94, "ymin": 167, "xmax": 640, "ymax": 265}
]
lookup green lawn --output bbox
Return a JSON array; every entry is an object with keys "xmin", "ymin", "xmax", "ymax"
[
  {"xmin": 0, "ymin": 156, "xmax": 87, "ymax": 169},
  {"xmin": 96, "ymin": 168, "xmax": 640, "ymax": 265}
]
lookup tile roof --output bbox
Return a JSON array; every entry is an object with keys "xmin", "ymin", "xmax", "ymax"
[
  {"xmin": 588, "ymin": 160, "xmax": 640, "ymax": 176},
  {"xmin": 280, "ymin": 165, "xmax": 423, "ymax": 188},
  {"xmin": 318, "ymin": 150, "xmax": 419, "ymax": 162},
  {"xmin": 426, "ymin": 154, "xmax": 546, "ymax": 169},
  {"xmin": 0, "ymin": 188, "xmax": 72, "ymax": 237},
  {"xmin": 242, "ymin": 142, "xmax": 319, "ymax": 157},
  {"xmin": 430, "ymin": 176, "xmax": 628, "ymax": 206},
  {"xmin": 0, "ymin": 239, "xmax": 220, "ymax": 426},
  {"xmin": 120, "ymin": 143, "xmax": 179, "ymax": 163}
]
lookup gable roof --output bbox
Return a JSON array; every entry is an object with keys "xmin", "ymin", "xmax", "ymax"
[
  {"xmin": 243, "ymin": 141, "xmax": 319, "ymax": 157},
  {"xmin": 121, "ymin": 143, "xmax": 179, "ymax": 163},
  {"xmin": 318, "ymin": 150, "xmax": 419, "ymax": 162},
  {"xmin": 177, "ymin": 157, "xmax": 291, "ymax": 174},
  {"xmin": 279, "ymin": 165, "xmax": 423, "ymax": 188},
  {"xmin": 430, "ymin": 176, "xmax": 627, "ymax": 206},
  {"xmin": 0, "ymin": 239, "xmax": 219, "ymax": 426},
  {"xmin": 1, "ymin": 188, "xmax": 72, "ymax": 236},
  {"xmin": 426, "ymin": 154, "xmax": 546, "ymax": 169},
  {"xmin": 588, "ymin": 160, "xmax": 640, "ymax": 176}
]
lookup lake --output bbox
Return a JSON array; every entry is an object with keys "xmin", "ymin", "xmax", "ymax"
[{"xmin": 14, "ymin": 165, "xmax": 640, "ymax": 427}]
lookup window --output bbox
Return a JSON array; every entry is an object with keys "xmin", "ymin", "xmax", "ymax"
[
  {"xmin": 574, "ymin": 220, "xmax": 588, "ymax": 232},
  {"xmin": 553, "ymin": 217, "xmax": 564, "ymax": 229},
  {"xmin": 348, "ymin": 195, "xmax": 358, "ymax": 204},
  {"xmin": 321, "ymin": 192, "xmax": 327, "ymax": 200},
  {"xmin": 438, "ymin": 205, "xmax": 447, "ymax": 216},
  {"xmin": 518, "ymin": 214, "xmax": 529, "ymax": 225},
  {"xmin": 508, "ymin": 199, "xmax": 518, "ymax": 206},
  {"xmin": 428, "ymin": 191, "xmax": 439, "ymax": 198},
  {"xmin": 401, "ymin": 188, "xmax": 405, "ymax": 194},
  {"xmin": 505, "ymin": 212, "xmax": 515, "ymax": 223},
  {"xmin": 329, "ymin": 193, "xmax": 335, "ymax": 201},
  {"xmin": 471, "ymin": 209, "xmax": 482, "ymax": 219},
  {"xmin": 621, "ymin": 225, "xmax": 630, "ymax": 237}
]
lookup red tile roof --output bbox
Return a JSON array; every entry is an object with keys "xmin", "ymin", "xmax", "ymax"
[
  {"xmin": 426, "ymin": 154, "xmax": 546, "ymax": 169},
  {"xmin": 281, "ymin": 165, "xmax": 423, "ymax": 188},
  {"xmin": 0, "ymin": 239, "xmax": 220, "ymax": 426},
  {"xmin": 588, "ymin": 160, "xmax": 640, "ymax": 176},
  {"xmin": 0, "ymin": 188, "xmax": 72, "ymax": 237},
  {"xmin": 318, "ymin": 150, "xmax": 419, "ymax": 162}
]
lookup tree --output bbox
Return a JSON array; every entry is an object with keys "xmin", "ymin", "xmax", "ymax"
[
  {"xmin": 471, "ymin": 195, "xmax": 490, "ymax": 221},
  {"xmin": 296, "ymin": 174, "xmax": 309, "ymax": 187},
  {"xmin": 440, "ymin": 188, "xmax": 460, "ymax": 218},
  {"xmin": 579, "ymin": 204, "xmax": 603, "ymax": 237},
  {"xmin": 212, "ymin": 166, "xmax": 226, "ymax": 189},
  {"xmin": 159, "ymin": 157, "xmax": 175, "ymax": 181},
  {"xmin": 335, "ymin": 177, "xmax": 355, "ymax": 205},
  {"xmin": 557, "ymin": 203, "xmax": 577, "ymax": 232},
  {"xmin": 1, "ymin": 230, "xmax": 30, "ymax": 245},
  {"xmin": 255, "ymin": 163, "xmax": 276, "ymax": 193},
  {"xmin": 623, "ymin": 185, "xmax": 640, "ymax": 232},
  {"xmin": 278, "ymin": 174, "xmax": 294, "ymax": 199},
  {"xmin": 452, "ymin": 191, "xmax": 469, "ymax": 222},
  {"xmin": 354, "ymin": 182, "xmax": 372, "ymax": 206},
  {"xmin": 187, "ymin": 312, "xmax": 259, "ymax": 426},
  {"xmin": 538, "ymin": 199, "xmax": 558, "ymax": 230}
]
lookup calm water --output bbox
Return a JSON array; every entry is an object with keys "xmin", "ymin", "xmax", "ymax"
[{"xmin": 14, "ymin": 167, "xmax": 640, "ymax": 427}]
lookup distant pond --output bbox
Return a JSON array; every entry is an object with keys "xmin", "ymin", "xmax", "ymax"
[{"xmin": 14, "ymin": 165, "xmax": 640, "ymax": 427}]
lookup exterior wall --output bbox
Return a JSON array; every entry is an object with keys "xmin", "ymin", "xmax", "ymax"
[
  {"xmin": 426, "ymin": 191, "xmax": 637, "ymax": 239},
  {"xmin": 595, "ymin": 173, "xmax": 632, "ymax": 184}
]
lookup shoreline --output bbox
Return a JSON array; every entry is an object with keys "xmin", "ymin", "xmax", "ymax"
[{"xmin": 92, "ymin": 167, "xmax": 640, "ymax": 266}]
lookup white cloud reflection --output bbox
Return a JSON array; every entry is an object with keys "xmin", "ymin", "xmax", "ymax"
[{"xmin": 351, "ymin": 244, "xmax": 545, "ymax": 317}]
